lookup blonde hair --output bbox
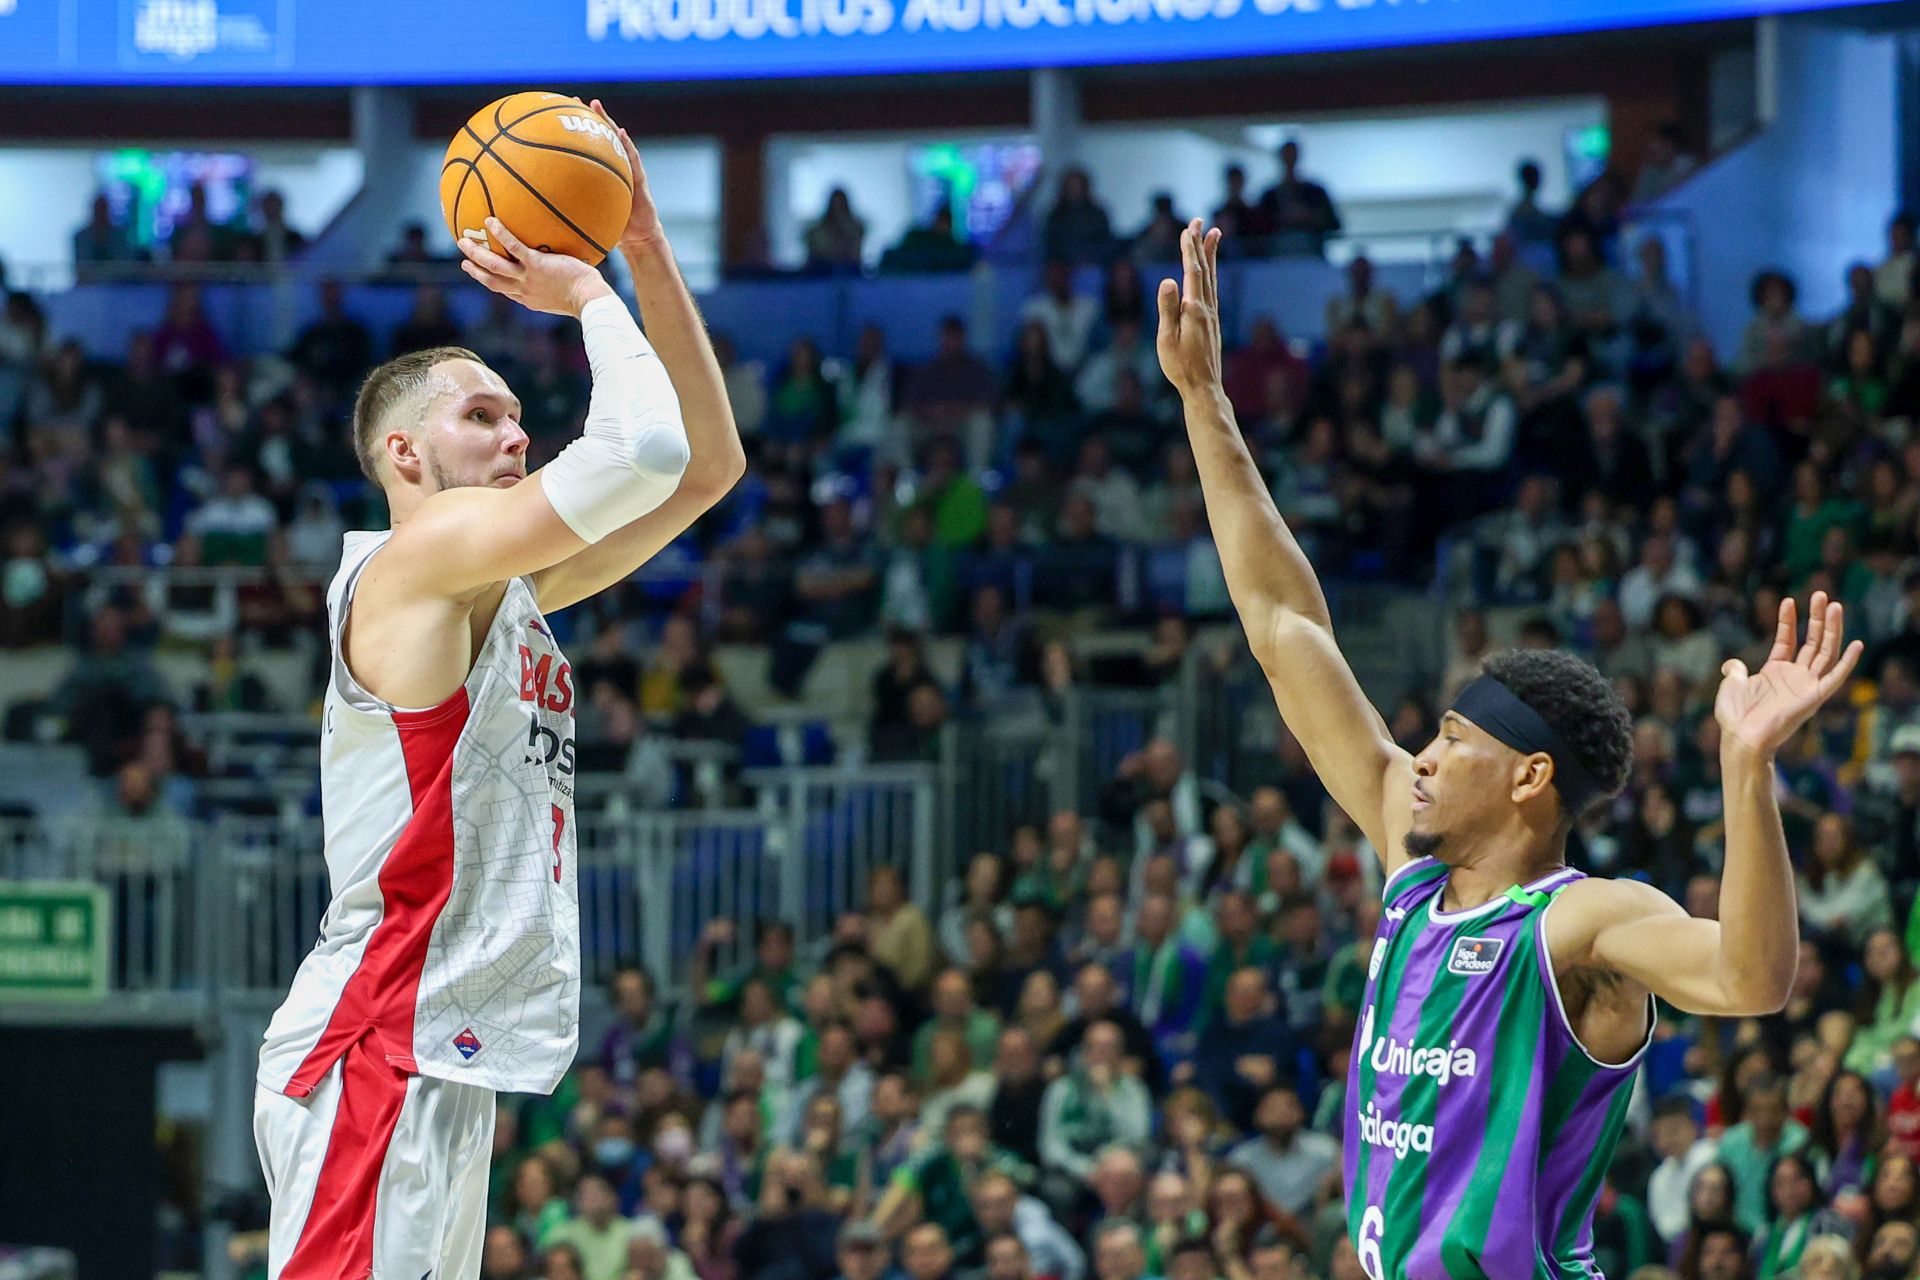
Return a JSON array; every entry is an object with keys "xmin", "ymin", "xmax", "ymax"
[{"xmin": 349, "ymin": 345, "xmax": 483, "ymax": 483}]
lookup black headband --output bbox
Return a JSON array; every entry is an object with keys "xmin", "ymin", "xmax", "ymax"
[{"xmin": 1451, "ymin": 675, "xmax": 1604, "ymax": 816}]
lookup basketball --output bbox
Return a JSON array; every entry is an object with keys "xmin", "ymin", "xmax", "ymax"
[{"xmin": 439, "ymin": 91, "xmax": 633, "ymax": 267}]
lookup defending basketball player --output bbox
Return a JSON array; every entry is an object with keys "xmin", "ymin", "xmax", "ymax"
[
  {"xmin": 252, "ymin": 103, "xmax": 744, "ymax": 1279},
  {"xmin": 1156, "ymin": 220, "xmax": 1862, "ymax": 1280}
]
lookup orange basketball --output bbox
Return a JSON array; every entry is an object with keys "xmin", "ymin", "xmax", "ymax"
[{"xmin": 440, "ymin": 91, "xmax": 633, "ymax": 268}]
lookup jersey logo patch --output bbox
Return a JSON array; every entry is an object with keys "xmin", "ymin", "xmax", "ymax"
[
  {"xmin": 1447, "ymin": 936, "xmax": 1504, "ymax": 976},
  {"xmin": 453, "ymin": 1028, "xmax": 483, "ymax": 1060}
]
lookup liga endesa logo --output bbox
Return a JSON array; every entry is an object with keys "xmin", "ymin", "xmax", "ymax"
[{"xmin": 1447, "ymin": 936, "xmax": 1504, "ymax": 977}]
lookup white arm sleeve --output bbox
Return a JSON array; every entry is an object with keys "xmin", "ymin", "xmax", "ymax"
[{"xmin": 537, "ymin": 294, "xmax": 691, "ymax": 544}]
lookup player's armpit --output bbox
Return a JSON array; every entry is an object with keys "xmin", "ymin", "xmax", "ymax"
[
  {"xmin": 384, "ymin": 474, "xmax": 589, "ymax": 601},
  {"xmin": 1561, "ymin": 878, "xmax": 1780, "ymax": 1017},
  {"xmin": 1257, "ymin": 614, "xmax": 1416, "ymax": 874}
]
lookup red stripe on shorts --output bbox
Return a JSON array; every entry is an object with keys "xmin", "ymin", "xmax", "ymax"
[{"xmin": 279, "ymin": 1037, "xmax": 411, "ymax": 1280}]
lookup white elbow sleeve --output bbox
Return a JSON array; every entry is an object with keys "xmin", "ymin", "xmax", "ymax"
[{"xmin": 539, "ymin": 295, "xmax": 692, "ymax": 544}]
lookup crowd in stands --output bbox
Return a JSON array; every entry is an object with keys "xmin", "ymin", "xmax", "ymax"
[
  {"xmin": 69, "ymin": 186, "xmax": 310, "ymax": 270},
  {"xmin": 13, "ymin": 133, "xmax": 1920, "ymax": 1280},
  {"xmin": 66, "ymin": 181, "xmax": 465, "ymax": 273},
  {"xmin": 813, "ymin": 140, "xmax": 1346, "ymax": 275},
  {"xmin": 236, "ymin": 663, "xmax": 1920, "ymax": 1280},
  {"xmin": 4, "ymin": 136, "xmax": 1917, "ymax": 817}
]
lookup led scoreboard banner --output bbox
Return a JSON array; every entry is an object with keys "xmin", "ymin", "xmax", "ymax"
[{"xmin": 0, "ymin": 0, "xmax": 1888, "ymax": 84}]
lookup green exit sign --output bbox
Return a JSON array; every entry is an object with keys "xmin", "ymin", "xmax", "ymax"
[{"xmin": 0, "ymin": 883, "xmax": 109, "ymax": 1000}]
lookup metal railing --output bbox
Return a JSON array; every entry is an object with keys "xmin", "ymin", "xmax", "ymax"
[
  {"xmin": 0, "ymin": 682, "xmax": 1231, "ymax": 1007},
  {"xmin": 935, "ymin": 679, "xmax": 1195, "ymax": 867},
  {"xmin": 63, "ymin": 546, "xmax": 1226, "ymax": 647},
  {"xmin": 0, "ymin": 577, "xmax": 1449, "ymax": 1011},
  {"xmin": 0, "ymin": 761, "xmax": 937, "ymax": 1007}
]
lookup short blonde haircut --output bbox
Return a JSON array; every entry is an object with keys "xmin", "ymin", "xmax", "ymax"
[{"xmin": 349, "ymin": 345, "xmax": 482, "ymax": 483}]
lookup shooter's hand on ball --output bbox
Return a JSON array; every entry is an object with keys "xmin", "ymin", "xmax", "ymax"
[
  {"xmin": 589, "ymin": 98, "xmax": 665, "ymax": 252},
  {"xmin": 457, "ymin": 216, "xmax": 613, "ymax": 318},
  {"xmin": 1155, "ymin": 218, "xmax": 1226, "ymax": 399},
  {"xmin": 1714, "ymin": 590, "xmax": 1864, "ymax": 761}
]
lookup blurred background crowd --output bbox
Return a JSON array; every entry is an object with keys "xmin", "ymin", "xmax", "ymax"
[{"xmin": 4, "ymin": 13, "xmax": 1920, "ymax": 1280}]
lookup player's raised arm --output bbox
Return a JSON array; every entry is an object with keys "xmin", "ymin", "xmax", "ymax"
[
  {"xmin": 1157, "ymin": 221, "xmax": 1412, "ymax": 869},
  {"xmin": 369, "ymin": 218, "xmax": 691, "ymax": 602},
  {"xmin": 1575, "ymin": 593, "xmax": 1863, "ymax": 1015},
  {"xmin": 525, "ymin": 100, "xmax": 746, "ymax": 613}
]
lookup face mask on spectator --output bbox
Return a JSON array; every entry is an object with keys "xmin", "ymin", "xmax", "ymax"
[
  {"xmin": 596, "ymin": 1137, "xmax": 636, "ymax": 1168},
  {"xmin": 655, "ymin": 1127, "xmax": 693, "ymax": 1164},
  {"xmin": 2, "ymin": 559, "xmax": 46, "ymax": 607}
]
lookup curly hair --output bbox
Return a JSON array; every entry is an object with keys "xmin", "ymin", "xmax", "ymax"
[{"xmin": 1480, "ymin": 648, "xmax": 1633, "ymax": 822}]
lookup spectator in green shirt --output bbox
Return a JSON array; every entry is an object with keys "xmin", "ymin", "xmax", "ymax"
[
  {"xmin": 1319, "ymin": 898, "xmax": 1381, "ymax": 1029},
  {"xmin": 874, "ymin": 1105, "xmax": 1033, "ymax": 1245},
  {"xmin": 510, "ymin": 1154, "xmax": 573, "ymax": 1251},
  {"xmin": 1779, "ymin": 462, "xmax": 1865, "ymax": 585},
  {"xmin": 1718, "ymin": 1075, "xmax": 1813, "ymax": 1234},
  {"xmin": 1198, "ymin": 891, "xmax": 1278, "ymax": 1033},
  {"xmin": 1039, "ymin": 1019, "xmax": 1153, "ymax": 1183},
  {"xmin": 1753, "ymin": 1153, "xmax": 1848, "ymax": 1278},
  {"xmin": 1842, "ymin": 928, "xmax": 1920, "ymax": 1077},
  {"xmin": 692, "ymin": 919, "xmax": 803, "ymax": 1017},
  {"xmin": 913, "ymin": 969, "xmax": 1004, "ymax": 1083},
  {"xmin": 794, "ymin": 1093, "xmax": 863, "ymax": 1211},
  {"xmin": 546, "ymin": 1175, "xmax": 640, "ymax": 1280},
  {"xmin": 918, "ymin": 437, "xmax": 989, "ymax": 548}
]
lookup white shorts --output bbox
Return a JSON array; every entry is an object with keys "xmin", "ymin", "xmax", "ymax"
[{"xmin": 253, "ymin": 1034, "xmax": 495, "ymax": 1280}]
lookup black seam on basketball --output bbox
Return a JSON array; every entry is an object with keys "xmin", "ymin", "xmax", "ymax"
[
  {"xmin": 463, "ymin": 122, "xmax": 609, "ymax": 258},
  {"xmin": 491, "ymin": 130, "xmax": 632, "ymax": 191},
  {"xmin": 441, "ymin": 157, "xmax": 497, "ymax": 239},
  {"xmin": 445, "ymin": 155, "xmax": 478, "ymax": 234},
  {"xmin": 493, "ymin": 99, "xmax": 586, "ymax": 136},
  {"xmin": 489, "ymin": 97, "xmax": 632, "ymax": 192},
  {"xmin": 475, "ymin": 164, "xmax": 496, "ymax": 222}
]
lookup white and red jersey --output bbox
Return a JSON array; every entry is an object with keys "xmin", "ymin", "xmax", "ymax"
[{"xmin": 258, "ymin": 529, "xmax": 582, "ymax": 1099}]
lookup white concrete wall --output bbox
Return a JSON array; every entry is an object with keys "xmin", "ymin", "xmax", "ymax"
[{"xmin": 1648, "ymin": 13, "xmax": 1899, "ymax": 359}]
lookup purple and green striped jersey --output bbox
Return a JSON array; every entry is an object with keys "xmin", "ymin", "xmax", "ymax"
[{"xmin": 1343, "ymin": 858, "xmax": 1653, "ymax": 1280}]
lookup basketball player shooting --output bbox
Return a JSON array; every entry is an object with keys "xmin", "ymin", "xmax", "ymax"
[
  {"xmin": 252, "ymin": 103, "xmax": 744, "ymax": 1279},
  {"xmin": 1156, "ymin": 220, "xmax": 1862, "ymax": 1280}
]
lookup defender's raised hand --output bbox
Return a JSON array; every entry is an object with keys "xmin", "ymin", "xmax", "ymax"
[
  {"xmin": 1715, "ymin": 591, "xmax": 1864, "ymax": 758},
  {"xmin": 1156, "ymin": 219, "xmax": 1225, "ymax": 398}
]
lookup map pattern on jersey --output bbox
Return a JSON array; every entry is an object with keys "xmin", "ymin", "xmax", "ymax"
[
  {"xmin": 257, "ymin": 530, "xmax": 581, "ymax": 1099},
  {"xmin": 411, "ymin": 604, "xmax": 582, "ymax": 1088},
  {"xmin": 1344, "ymin": 859, "xmax": 1650, "ymax": 1280}
]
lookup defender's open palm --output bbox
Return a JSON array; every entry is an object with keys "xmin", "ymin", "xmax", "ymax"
[
  {"xmin": 1156, "ymin": 219, "xmax": 1225, "ymax": 396},
  {"xmin": 1715, "ymin": 591, "xmax": 1863, "ymax": 757},
  {"xmin": 456, "ymin": 215, "xmax": 610, "ymax": 318}
]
